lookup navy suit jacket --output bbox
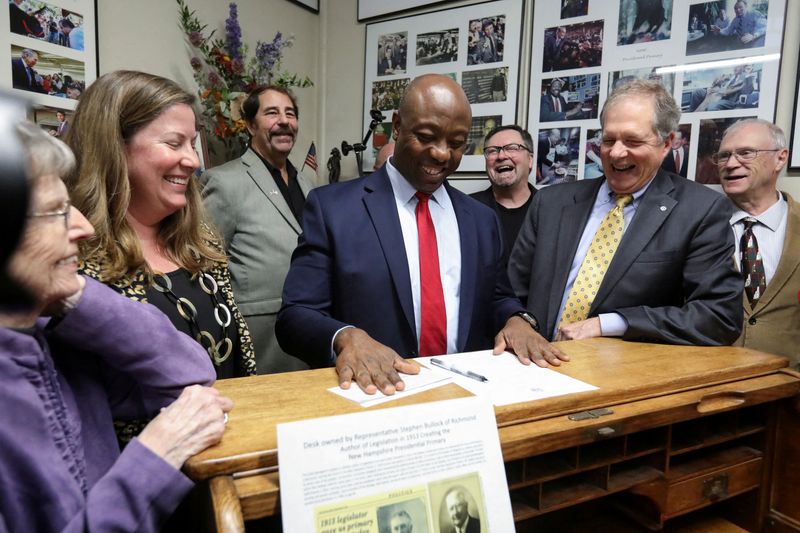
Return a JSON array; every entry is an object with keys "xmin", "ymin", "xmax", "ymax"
[
  {"xmin": 508, "ymin": 170, "xmax": 743, "ymax": 345},
  {"xmin": 276, "ymin": 168, "xmax": 524, "ymax": 367},
  {"xmin": 11, "ymin": 58, "xmax": 32, "ymax": 90}
]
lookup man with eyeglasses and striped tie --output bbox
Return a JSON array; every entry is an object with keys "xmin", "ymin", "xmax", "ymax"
[
  {"xmin": 508, "ymin": 79, "xmax": 742, "ymax": 345},
  {"xmin": 717, "ymin": 119, "xmax": 799, "ymax": 368}
]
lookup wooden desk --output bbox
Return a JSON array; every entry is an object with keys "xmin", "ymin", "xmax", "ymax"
[{"xmin": 185, "ymin": 339, "xmax": 800, "ymax": 532}]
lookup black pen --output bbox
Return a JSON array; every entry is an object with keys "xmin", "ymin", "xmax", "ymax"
[{"xmin": 430, "ymin": 358, "xmax": 489, "ymax": 383}]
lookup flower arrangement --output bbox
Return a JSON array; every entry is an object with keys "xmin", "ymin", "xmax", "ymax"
[{"xmin": 177, "ymin": 0, "xmax": 312, "ymax": 160}]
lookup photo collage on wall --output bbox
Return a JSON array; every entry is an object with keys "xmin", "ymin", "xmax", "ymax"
[
  {"xmin": 3, "ymin": 0, "xmax": 96, "ymax": 133},
  {"xmin": 363, "ymin": 0, "xmax": 524, "ymax": 172},
  {"xmin": 529, "ymin": 0, "xmax": 785, "ymax": 187}
]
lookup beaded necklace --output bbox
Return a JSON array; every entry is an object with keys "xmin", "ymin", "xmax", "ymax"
[{"xmin": 151, "ymin": 271, "xmax": 233, "ymax": 366}]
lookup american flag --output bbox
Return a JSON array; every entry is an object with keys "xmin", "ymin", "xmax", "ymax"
[{"xmin": 303, "ymin": 142, "xmax": 318, "ymax": 171}]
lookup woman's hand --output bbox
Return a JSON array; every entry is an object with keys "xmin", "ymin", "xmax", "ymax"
[{"xmin": 137, "ymin": 385, "xmax": 234, "ymax": 470}]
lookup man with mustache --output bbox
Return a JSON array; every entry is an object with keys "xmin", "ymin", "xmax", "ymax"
[
  {"xmin": 201, "ymin": 85, "xmax": 315, "ymax": 374},
  {"xmin": 277, "ymin": 74, "xmax": 567, "ymax": 395},
  {"xmin": 509, "ymin": 80, "xmax": 742, "ymax": 345},
  {"xmin": 717, "ymin": 119, "xmax": 800, "ymax": 368}
]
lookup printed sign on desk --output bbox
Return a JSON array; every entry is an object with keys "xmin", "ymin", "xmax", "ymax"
[{"xmin": 278, "ymin": 396, "xmax": 513, "ymax": 532}]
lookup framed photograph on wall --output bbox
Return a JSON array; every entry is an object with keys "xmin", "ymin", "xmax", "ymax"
[
  {"xmin": 287, "ymin": 0, "xmax": 319, "ymax": 14},
  {"xmin": 529, "ymin": 0, "xmax": 786, "ymax": 187},
  {"xmin": 358, "ymin": 0, "xmax": 456, "ymax": 22},
  {"xmin": 4, "ymin": 0, "xmax": 98, "ymax": 111},
  {"xmin": 363, "ymin": 0, "xmax": 524, "ymax": 173},
  {"xmin": 789, "ymin": 53, "xmax": 800, "ymax": 170}
]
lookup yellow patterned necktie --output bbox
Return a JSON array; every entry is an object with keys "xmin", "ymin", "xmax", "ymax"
[{"xmin": 559, "ymin": 193, "xmax": 633, "ymax": 327}]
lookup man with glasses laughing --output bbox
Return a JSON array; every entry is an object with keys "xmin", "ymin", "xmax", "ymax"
[
  {"xmin": 717, "ymin": 119, "xmax": 800, "ymax": 367},
  {"xmin": 508, "ymin": 79, "xmax": 742, "ymax": 345},
  {"xmin": 470, "ymin": 125, "xmax": 535, "ymax": 266}
]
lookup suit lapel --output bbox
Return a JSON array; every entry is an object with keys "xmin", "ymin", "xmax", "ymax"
[
  {"xmin": 590, "ymin": 171, "xmax": 676, "ymax": 313},
  {"xmin": 449, "ymin": 184, "xmax": 477, "ymax": 352},
  {"xmin": 242, "ymin": 149, "xmax": 302, "ymax": 234},
  {"xmin": 548, "ymin": 180, "xmax": 600, "ymax": 328},
  {"xmin": 362, "ymin": 170, "xmax": 416, "ymax": 338},
  {"xmin": 751, "ymin": 194, "xmax": 800, "ymax": 313}
]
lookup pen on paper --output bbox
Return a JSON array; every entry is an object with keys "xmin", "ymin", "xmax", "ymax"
[{"xmin": 429, "ymin": 358, "xmax": 489, "ymax": 383}]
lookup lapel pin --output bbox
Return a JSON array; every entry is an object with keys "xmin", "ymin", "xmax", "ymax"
[
  {"xmin": 269, "ymin": 190, "xmax": 279, "ymax": 196},
  {"xmin": 659, "ymin": 206, "xmax": 667, "ymax": 211}
]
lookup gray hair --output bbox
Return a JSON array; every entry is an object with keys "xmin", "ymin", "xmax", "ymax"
[
  {"xmin": 15, "ymin": 121, "xmax": 75, "ymax": 182},
  {"xmin": 723, "ymin": 118, "xmax": 787, "ymax": 149},
  {"xmin": 21, "ymin": 48, "xmax": 37, "ymax": 61},
  {"xmin": 600, "ymin": 79, "xmax": 680, "ymax": 141}
]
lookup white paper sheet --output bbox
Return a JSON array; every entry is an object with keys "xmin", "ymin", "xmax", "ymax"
[
  {"xmin": 328, "ymin": 365, "xmax": 453, "ymax": 407},
  {"xmin": 422, "ymin": 350, "xmax": 598, "ymax": 406},
  {"xmin": 278, "ymin": 396, "xmax": 514, "ymax": 533}
]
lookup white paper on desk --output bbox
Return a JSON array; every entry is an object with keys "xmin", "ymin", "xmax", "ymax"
[
  {"xmin": 422, "ymin": 350, "xmax": 598, "ymax": 406},
  {"xmin": 328, "ymin": 365, "xmax": 452, "ymax": 407},
  {"xmin": 278, "ymin": 396, "xmax": 514, "ymax": 533}
]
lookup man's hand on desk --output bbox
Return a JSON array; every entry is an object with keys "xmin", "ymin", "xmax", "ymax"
[
  {"xmin": 333, "ymin": 327, "xmax": 419, "ymax": 395},
  {"xmin": 557, "ymin": 317, "xmax": 601, "ymax": 341},
  {"xmin": 494, "ymin": 316, "xmax": 570, "ymax": 367}
]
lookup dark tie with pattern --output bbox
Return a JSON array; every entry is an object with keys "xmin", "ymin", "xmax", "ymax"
[
  {"xmin": 740, "ymin": 218, "xmax": 767, "ymax": 308},
  {"xmin": 415, "ymin": 192, "xmax": 447, "ymax": 356}
]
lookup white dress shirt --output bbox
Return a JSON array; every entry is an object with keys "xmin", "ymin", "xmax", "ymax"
[
  {"xmin": 386, "ymin": 158, "xmax": 462, "ymax": 354},
  {"xmin": 730, "ymin": 192, "xmax": 788, "ymax": 286}
]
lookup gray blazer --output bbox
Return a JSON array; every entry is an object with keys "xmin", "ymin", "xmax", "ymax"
[
  {"xmin": 200, "ymin": 148, "xmax": 315, "ymax": 371},
  {"xmin": 508, "ymin": 170, "xmax": 743, "ymax": 345}
]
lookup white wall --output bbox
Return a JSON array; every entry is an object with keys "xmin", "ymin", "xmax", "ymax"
[
  {"xmin": 97, "ymin": 0, "xmax": 321, "ymax": 181},
  {"xmin": 97, "ymin": 0, "xmax": 800, "ymax": 196}
]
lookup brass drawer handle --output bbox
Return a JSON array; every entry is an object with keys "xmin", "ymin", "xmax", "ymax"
[{"xmin": 702, "ymin": 473, "xmax": 729, "ymax": 501}]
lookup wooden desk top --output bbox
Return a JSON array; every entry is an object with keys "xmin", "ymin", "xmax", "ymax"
[{"xmin": 185, "ymin": 339, "xmax": 795, "ymax": 481}]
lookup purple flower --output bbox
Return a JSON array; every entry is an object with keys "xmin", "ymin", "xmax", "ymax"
[
  {"xmin": 225, "ymin": 3, "xmax": 242, "ymax": 60},
  {"xmin": 231, "ymin": 57, "xmax": 245, "ymax": 74},
  {"xmin": 188, "ymin": 31, "xmax": 204, "ymax": 47},
  {"xmin": 208, "ymin": 71, "xmax": 222, "ymax": 87},
  {"xmin": 190, "ymin": 57, "xmax": 202, "ymax": 70}
]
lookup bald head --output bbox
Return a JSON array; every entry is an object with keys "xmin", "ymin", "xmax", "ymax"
[
  {"xmin": 398, "ymin": 74, "xmax": 472, "ymax": 118},
  {"xmin": 391, "ymin": 74, "xmax": 472, "ymax": 193},
  {"xmin": 374, "ymin": 143, "xmax": 395, "ymax": 170}
]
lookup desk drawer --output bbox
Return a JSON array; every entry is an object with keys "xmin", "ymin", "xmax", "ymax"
[{"xmin": 665, "ymin": 457, "xmax": 762, "ymax": 517}]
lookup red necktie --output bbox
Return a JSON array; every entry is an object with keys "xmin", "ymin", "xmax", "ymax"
[
  {"xmin": 674, "ymin": 150, "xmax": 680, "ymax": 172},
  {"xmin": 415, "ymin": 192, "xmax": 447, "ymax": 356}
]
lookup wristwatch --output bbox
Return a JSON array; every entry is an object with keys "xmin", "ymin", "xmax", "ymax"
[{"xmin": 513, "ymin": 311, "xmax": 540, "ymax": 332}]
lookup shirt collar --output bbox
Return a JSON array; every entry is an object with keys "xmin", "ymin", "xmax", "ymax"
[
  {"xmin": 597, "ymin": 176, "xmax": 654, "ymax": 206},
  {"xmin": 729, "ymin": 191, "xmax": 786, "ymax": 232},
  {"xmin": 385, "ymin": 156, "xmax": 448, "ymax": 207}
]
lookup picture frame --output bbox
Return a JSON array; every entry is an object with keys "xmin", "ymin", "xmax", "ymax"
[
  {"xmin": 789, "ymin": 51, "xmax": 800, "ymax": 170},
  {"xmin": 358, "ymin": 0, "xmax": 455, "ymax": 22},
  {"xmin": 529, "ymin": 0, "xmax": 786, "ymax": 187},
  {"xmin": 287, "ymin": 0, "xmax": 319, "ymax": 15},
  {"xmin": 362, "ymin": 0, "xmax": 525, "ymax": 173},
  {"xmin": 4, "ymin": 0, "xmax": 98, "ymax": 111}
]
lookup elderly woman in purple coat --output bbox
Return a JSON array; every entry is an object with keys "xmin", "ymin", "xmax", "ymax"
[{"xmin": 0, "ymin": 122, "xmax": 233, "ymax": 532}]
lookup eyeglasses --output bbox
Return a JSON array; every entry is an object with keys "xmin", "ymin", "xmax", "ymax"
[
  {"xmin": 483, "ymin": 143, "xmax": 531, "ymax": 159},
  {"xmin": 711, "ymin": 148, "xmax": 781, "ymax": 166},
  {"xmin": 27, "ymin": 200, "xmax": 71, "ymax": 229}
]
